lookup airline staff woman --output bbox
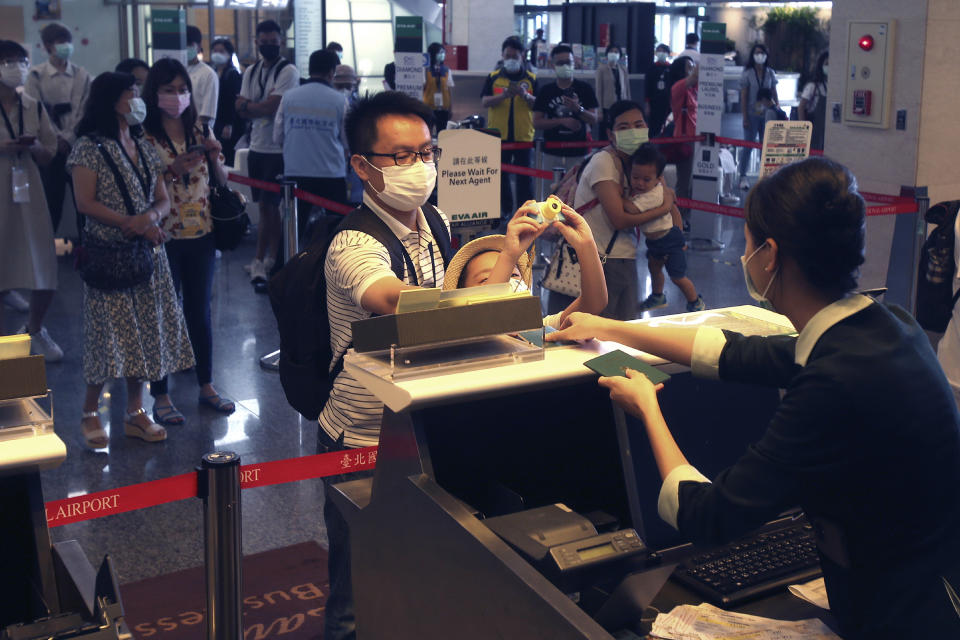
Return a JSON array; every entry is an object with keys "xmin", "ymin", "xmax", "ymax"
[{"xmin": 549, "ymin": 157, "xmax": 960, "ymax": 639}]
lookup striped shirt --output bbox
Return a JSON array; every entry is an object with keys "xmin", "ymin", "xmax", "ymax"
[{"xmin": 318, "ymin": 192, "xmax": 450, "ymax": 448}]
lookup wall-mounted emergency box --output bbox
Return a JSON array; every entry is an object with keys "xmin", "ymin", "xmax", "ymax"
[{"xmin": 843, "ymin": 20, "xmax": 896, "ymax": 129}]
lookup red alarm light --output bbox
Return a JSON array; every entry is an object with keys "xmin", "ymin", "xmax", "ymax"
[{"xmin": 858, "ymin": 34, "xmax": 875, "ymax": 51}]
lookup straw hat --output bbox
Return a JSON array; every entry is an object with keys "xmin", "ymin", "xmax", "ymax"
[
  {"xmin": 334, "ymin": 64, "xmax": 357, "ymax": 83},
  {"xmin": 442, "ymin": 235, "xmax": 535, "ymax": 291}
]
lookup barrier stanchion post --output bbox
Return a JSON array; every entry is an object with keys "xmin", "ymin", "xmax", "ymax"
[
  {"xmin": 910, "ymin": 187, "xmax": 930, "ymax": 316},
  {"xmin": 199, "ymin": 452, "xmax": 243, "ymax": 640},
  {"xmin": 259, "ymin": 177, "xmax": 298, "ymax": 371},
  {"xmin": 281, "ymin": 177, "xmax": 299, "ymax": 264}
]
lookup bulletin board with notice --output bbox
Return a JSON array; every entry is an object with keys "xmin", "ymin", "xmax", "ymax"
[{"xmin": 0, "ymin": 7, "xmax": 25, "ymax": 43}]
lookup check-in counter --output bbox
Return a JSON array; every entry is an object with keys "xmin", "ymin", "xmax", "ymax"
[{"xmin": 331, "ymin": 305, "xmax": 799, "ymax": 638}]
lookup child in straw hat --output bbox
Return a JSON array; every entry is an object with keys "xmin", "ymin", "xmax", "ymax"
[{"xmin": 443, "ymin": 200, "xmax": 607, "ymax": 329}]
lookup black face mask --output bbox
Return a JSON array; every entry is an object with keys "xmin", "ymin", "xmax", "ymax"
[{"xmin": 259, "ymin": 44, "xmax": 280, "ymax": 61}]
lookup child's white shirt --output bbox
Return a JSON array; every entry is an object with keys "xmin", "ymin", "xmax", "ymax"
[{"xmin": 630, "ymin": 183, "xmax": 672, "ymax": 235}]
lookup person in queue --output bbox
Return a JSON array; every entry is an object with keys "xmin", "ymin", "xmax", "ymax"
[
  {"xmin": 546, "ymin": 100, "xmax": 652, "ymax": 321},
  {"xmin": 533, "ymin": 44, "xmax": 599, "ymax": 171},
  {"xmin": 236, "ymin": 20, "xmax": 299, "ymax": 288},
  {"xmin": 739, "ymin": 43, "xmax": 778, "ymax": 190},
  {"xmin": 141, "ymin": 57, "xmax": 235, "ymax": 426},
  {"xmin": 185, "ymin": 26, "xmax": 219, "ymax": 129},
  {"xmin": 668, "ymin": 55, "xmax": 698, "ymax": 230},
  {"xmin": 798, "ymin": 51, "xmax": 828, "ymax": 151},
  {"xmin": 644, "ymin": 43, "xmax": 672, "ymax": 137},
  {"xmin": 596, "ymin": 43, "xmax": 631, "ymax": 134},
  {"xmin": 209, "ymin": 38, "xmax": 244, "ymax": 165},
  {"xmin": 0, "ymin": 40, "xmax": 62, "ymax": 360},
  {"xmin": 481, "ymin": 36, "xmax": 537, "ymax": 217},
  {"xmin": 423, "ymin": 42, "xmax": 454, "ymax": 132},
  {"xmin": 547, "ymin": 157, "xmax": 960, "ymax": 638},
  {"xmin": 68, "ymin": 71, "xmax": 194, "ymax": 449},
  {"xmin": 319, "ymin": 91, "xmax": 451, "ymax": 640},
  {"xmin": 26, "ymin": 23, "xmax": 91, "ymax": 235}
]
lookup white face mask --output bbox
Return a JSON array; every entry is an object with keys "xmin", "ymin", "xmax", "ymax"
[
  {"xmin": 366, "ymin": 159, "xmax": 438, "ymax": 211},
  {"xmin": 437, "ymin": 52, "xmax": 446, "ymax": 63},
  {"xmin": 503, "ymin": 58, "xmax": 522, "ymax": 73},
  {"xmin": 0, "ymin": 63, "xmax": 27, "ymax": 89},
  {"xmin": 613, "ymin": 127, "xmax": 649, "ymax": 155},
  {"xmin": 210, "ymin": 52, "xmax": 230, "ymax": 66},
  {"xmin": 554, "ymin": 63, "xmax": 574, "ymax": 79},
  {"xmin": 124, "ymin": 97, "xmax": 147, "ymax": 125},
  {"xmin": 753, "ymin": 52, "xmax": 767, "ymax": 65},
  {"xmin": 741, "ymin": 242, "xmax": 778, "ymax": 303},
  {"xmin": 655, "ymin": 51, "xmax": 668, "ymax": 62},
  {"xmin": 607, "ymin": 52, "xmax": 620, "ymax": 64}
]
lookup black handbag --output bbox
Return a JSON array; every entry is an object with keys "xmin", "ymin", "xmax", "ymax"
[
  {"xmin": 204, "ymin": 125, "xmax": 246, "ymax": 251},
  {"xmin": 76, "ymin": 138, "xmax": 155, "ymax": 291}
]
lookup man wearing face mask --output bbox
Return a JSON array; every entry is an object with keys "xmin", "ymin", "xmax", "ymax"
[
  {"xmin": 644, "ymin": 43, "xmax": 672, "ymax": 137},
  {"xmin": 185, "ymin": 26, "xmax": 219, "ymax": 129},
  {"xmin": 236, "ymin": 20, "xmax": 299, "ymax": 288},
  {"xmin": 482, "ymin": 36, "xmax": 537, "ymax": 218},
  {"xmin": 318, "ymin": 91, "xmax": 452, "ymax": 640},
  {"xmin": 273, "ymin": 49, "xmax": 348, "ymax": 242},
  {"xmin": 25, "ymin": 22, "xmax": 90, "ymax": 234},
  {"xmin": 533, "ymin": 44, "xmax": 599, "ymax": 170}
]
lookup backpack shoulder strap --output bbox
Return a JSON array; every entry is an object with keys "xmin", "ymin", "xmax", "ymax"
[
  {"xmin": 273, "ymin": 58, "xmax": 292, "ymax": 82},
  {"xmin": 337, "ymin": 204, "xmax": 418, "ymax": 285},
  {"xmin": 421, "ymin": 202, "xmax": 453, "ymax": 268}
]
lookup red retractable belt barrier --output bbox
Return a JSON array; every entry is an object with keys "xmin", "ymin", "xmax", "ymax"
[
  {"xmin": 227, "ymin": 172, "xmax": 355, "ymax": 216},
  {"xmin": 676, "ymin": 197, "xmax": 745, "ymax": 218},
  {"xmin": 500, "ymin": 142, "xmax": 536, "ymax": 151},
  {"xmin": 501, "ymin": 163, "xmax": 554, "ymax": 179},
  {"xmin": 44, "ymin": 446, "xmax": 379, "ymax": 528}
]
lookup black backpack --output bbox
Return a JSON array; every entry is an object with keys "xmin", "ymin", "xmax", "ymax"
[
  {"xmin": 916, "ymin": 200, "xmax": 960, "ymax": 332},
  {"xmin": 268, "ymin": 203, "xmax": 452, "ymax": 420}
]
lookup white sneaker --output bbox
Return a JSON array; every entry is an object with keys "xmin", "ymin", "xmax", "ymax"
[
  {"xmin": 17, "ymin": 325, "xmax": 64, "ymax": 363},
  {"xmin": 250, "ymin": 259, "xmax": 268, "ymax": 283},
  {"xmin": 243, "ymin": 258, "xmax": 261, "ymax": 274},
  {"xmin": 2, "ymin": 290, "xmax": 29, "ymax": 312}
]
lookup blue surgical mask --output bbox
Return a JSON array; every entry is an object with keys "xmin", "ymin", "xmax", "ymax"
[
  {"xmin": 187, "ymin": 45, "xmax": 199, "ymax": 61},
  {"xmin": 54, "ymin": 43, "xmax": 73, "ymax": 60},
  {"xmin": 741, "ymin": 242, "xmax": 778, "ymax": 304}
]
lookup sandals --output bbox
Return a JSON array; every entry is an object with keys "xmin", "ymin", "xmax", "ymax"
[
  {"xmin": 81, "ymin": 410, "xmax": 109, "ymax": 450},
  {"xmin": 153, "ymin": 403, "xmax": 185, "ymax": 426},
  {"xmin": 199, "ymin": 392, "xmax": 236, "ymax": 414},
  {"xmin": 123, "ymin": 408, "xmax": 167, "ymax": 443}
]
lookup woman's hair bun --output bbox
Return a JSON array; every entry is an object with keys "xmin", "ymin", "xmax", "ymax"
[{"xmin": 744, "ymin": 157, "xmax": 866, "ymax": 295}]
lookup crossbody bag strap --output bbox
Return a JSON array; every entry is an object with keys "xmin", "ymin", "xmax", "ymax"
[
  {"xmin": 202, "ymin": 123, "xmax": 222, "ymax": 187},
  {"xmin": 95, "ymin": 138, "xmax": 139, "ymax": 218}
]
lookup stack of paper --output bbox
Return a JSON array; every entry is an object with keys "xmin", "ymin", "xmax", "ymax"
[
  {"xmin": 788, "ymin": 577, "xmax": 830, "ymax": 610},
  {"xmin": 650, "ymin": 603, "xmax": 841, "ymax": 640}
]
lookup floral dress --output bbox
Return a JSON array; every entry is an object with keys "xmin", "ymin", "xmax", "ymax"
[
  {"xmin": 144, "ymin": 125, "xmax": 213, "ymax": 239},
  {"xmin": 66, "ymin": 135, "xmax": 195, "ymax": 385}
]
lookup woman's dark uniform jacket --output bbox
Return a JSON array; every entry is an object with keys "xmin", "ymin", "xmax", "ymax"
[{"xmin": 674, "ymin": 297, "xmax": 960, "ymax": 638}]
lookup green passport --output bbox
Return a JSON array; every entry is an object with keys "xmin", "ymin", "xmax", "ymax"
[{"xmin": 583, "ymin": 350, "xmax": 671, "ymax": 385}]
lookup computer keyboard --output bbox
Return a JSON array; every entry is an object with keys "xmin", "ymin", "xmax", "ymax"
[{"xmin": 672, "ymin": 518, "xmax": 822, "ymax": 607}]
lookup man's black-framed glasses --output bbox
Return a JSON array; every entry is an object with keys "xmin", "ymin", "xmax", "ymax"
[{"xmin": 364, "ymin": 146, "xmax": 442, "ymax": 166}]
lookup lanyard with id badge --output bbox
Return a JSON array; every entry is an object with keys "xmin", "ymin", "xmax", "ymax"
[{"xmin": 1, "ymin": 97, "xmax": 30, "ymax": 203}]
